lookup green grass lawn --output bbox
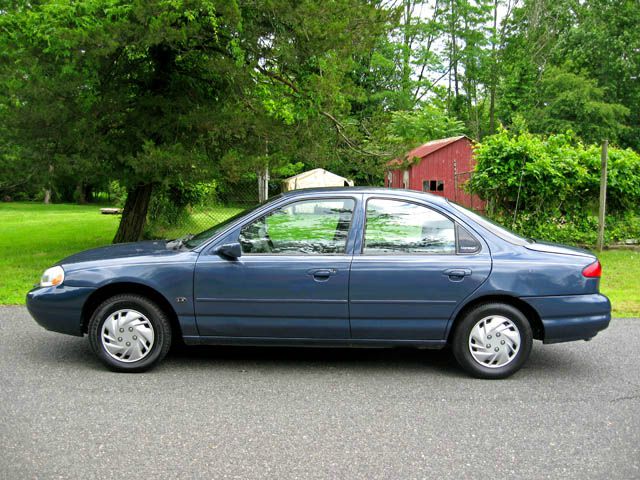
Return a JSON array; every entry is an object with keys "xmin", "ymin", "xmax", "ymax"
[
  {"xmin": 0, "ymin": 202, "xmax": 121, "ymax": 304},
  {"xmin": 0, "ymin": 202, "xmax": 638, "ymax": 317},
  {"xmin": 599, "ymin": 249, "xmax": 640, "ymax": 318}
]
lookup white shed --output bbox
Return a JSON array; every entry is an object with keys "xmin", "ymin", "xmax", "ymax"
[{"xmin": 281, "ymin": 168, "xmax": 354, "ymax": 192}]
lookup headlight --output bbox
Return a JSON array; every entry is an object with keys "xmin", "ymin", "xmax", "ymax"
[{"xmin": 40, "ymin": 266, "xmax": 65, "ymax": 287}]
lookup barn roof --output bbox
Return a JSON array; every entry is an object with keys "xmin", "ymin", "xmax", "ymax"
[{"xmin": 388, "ymin": 135, "xmax": 471, "ymax": 167}]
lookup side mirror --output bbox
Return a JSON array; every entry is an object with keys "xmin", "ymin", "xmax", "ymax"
[{"xmin": 214, "ymin": 242, "xmax": 242, "ymax": 259}]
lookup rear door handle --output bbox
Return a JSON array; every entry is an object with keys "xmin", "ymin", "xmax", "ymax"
[
  {"xmin": 307, "ymin": 268, "xmax": 337, "ymax": 280},
  {"xmin": 443, "ymin": 268, "xmax": 472, "ymax": 279}
]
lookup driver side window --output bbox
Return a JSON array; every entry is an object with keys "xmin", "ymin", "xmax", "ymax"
[{"xmin": 239, "ymin": 198, "xmax": 355, "ymax": 255}]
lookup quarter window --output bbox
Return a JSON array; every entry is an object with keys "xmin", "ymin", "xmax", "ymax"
[
  {"xmin": 457, "ymin": 224, "xmax": 481, "ymax": 254},
  {"xmin": 363, "ymin": 199, "xmax": 456, "ymax": 254},
  {"xmin": 239, "ymin": 198, "xmax": 355, "ymax": 255}
]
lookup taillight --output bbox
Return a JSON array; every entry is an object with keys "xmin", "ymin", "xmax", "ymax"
[{"xmin": 582, "ymin": 260, "xmax": 602, "ymax": 278}]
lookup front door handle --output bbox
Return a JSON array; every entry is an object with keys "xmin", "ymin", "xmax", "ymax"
[
  {"xmin": 307, "ymin": 268, "xmax": 337, "ymax": 281},
  {"xmin": 443, "ymin": 268, "xmax": 472, "ymax": 279}
]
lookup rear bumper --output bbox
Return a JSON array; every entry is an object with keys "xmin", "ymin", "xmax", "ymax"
[
  {"xmin": 522, "ymin": 294, "xmax": 611, "ymax": 344},
  {"xmin": 26, "ymin": 285, "xmax": 96, "ymax": 337}
]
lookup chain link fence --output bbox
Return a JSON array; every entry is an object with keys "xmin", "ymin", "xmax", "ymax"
[{"xmin": 146, "ymin": 179, "xmax": 273, "ymax": 240}]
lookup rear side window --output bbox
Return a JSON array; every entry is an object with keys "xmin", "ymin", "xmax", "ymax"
[{"xmin": 363, "ymin": 199, "xmax": 456, "ymax": 254}]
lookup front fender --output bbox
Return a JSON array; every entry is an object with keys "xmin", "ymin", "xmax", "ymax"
[{"xmin": 63, "ymin": 254, "xmax": 198, "ymax": 318}]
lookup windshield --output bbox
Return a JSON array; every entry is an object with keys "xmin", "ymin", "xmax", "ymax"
[
  {"xmin": 183, "ymin": 195, "xmax": 283, "ymax": 249},
  {"xmin": 447, "ymin": 201, "xmax": 531, "ymax": 246}
]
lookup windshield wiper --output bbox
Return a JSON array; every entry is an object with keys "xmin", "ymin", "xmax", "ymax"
[{"xmin": 167, "ymin": 234, "xmax": 194, "ymax": 250}]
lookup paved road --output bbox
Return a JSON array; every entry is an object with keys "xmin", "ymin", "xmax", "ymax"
[{"xmin": 1, "ymin": 307, "xmax": 638, "ymax": 480}]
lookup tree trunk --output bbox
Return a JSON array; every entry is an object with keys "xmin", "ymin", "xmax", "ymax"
[
  {"xmin": 113, "ymin": 184, "xmax": 153, "ymax": 243},
  {"xmin": 257, "ymin": 166, "xmax": 270, "ymax": 203},
  {"xmin": 451, "ymin": 0, "xmax": 459, "ymax": 97},
  {"xmin": 76, "ymin": 183, "xmax": 87, "ymax": 204},
  {"xmin": 44, "ymin": 164, "xmax": 54, "ymax": 204},
  {"xmin": 488, "ymin": 0, "xmax": 498, "ymax": 135},
  {"xmin": 401, "ymin": 0, "xmax": 413, "ymax": 109}
]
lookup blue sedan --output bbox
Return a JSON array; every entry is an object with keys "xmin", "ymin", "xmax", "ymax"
[{"xmin": 27, "ymin": 188, "xmax": 611, "ymax": 378}]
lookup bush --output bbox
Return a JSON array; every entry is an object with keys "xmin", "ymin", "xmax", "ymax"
[
  {"xmin": 469, "ymin": 129, "xmax": 640, "ymax": 245},
  {"xmin": 493, "ymin": 211, "xmax": 640, "ymax": 246}
]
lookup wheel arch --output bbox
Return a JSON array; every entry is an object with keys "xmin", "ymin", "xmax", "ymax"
[
  {"xmin": 447, "ymin": 294, "xmax": 544, "ymax": 342},
  {"xmin": 81, "ymin": 282, "xmax": 182, "ymax": 340}
]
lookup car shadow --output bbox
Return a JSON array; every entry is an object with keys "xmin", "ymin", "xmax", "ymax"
[
  {"xmin": 24, "ymin": 332, "xmax": 589, "ymax": 379},
  {"xmin": 24, "ymin": 331, "xmax": 466, "ymax": 376},
  {"xmin": 168, "ymin": 343, "xmax": 465, "ymax": 376}
]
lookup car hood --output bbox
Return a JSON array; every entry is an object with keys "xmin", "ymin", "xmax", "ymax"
[
  {"xmin": 58, "ymin": 240, "xmax": 177, "ymax": 265},
  {"xmin": 524, "ymin": 241, "xmax": 595, "ymax": 258}
]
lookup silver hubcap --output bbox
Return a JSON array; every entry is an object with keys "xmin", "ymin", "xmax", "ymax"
[
  {"xmin": 101, "ymin": 309, "xmax": 155, "ymax": 363},
  {"xmin": 468, "ymin": 315, "xmax": 520, "ymax": 368}
]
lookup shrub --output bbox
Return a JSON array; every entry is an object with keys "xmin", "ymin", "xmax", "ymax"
[{"xmin": 469, "ymin": 129, "xmax": 640, "ymax": 245}]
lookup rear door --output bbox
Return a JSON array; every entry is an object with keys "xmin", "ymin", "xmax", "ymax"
[
  {"xmin": 349, "ymin": 197, "xmax": 491, "ymax": 341},
  {"xmin": 194, "ymin": 196, "xmax": 358, "ymax": 339}
]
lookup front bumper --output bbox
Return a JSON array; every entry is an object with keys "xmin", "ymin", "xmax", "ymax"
[
  {"xmin": 26, "ymin": 285, "xmax": 96, "ymax": 337},
  {"xmin": 522, "ymin": 293, "xmax": 611, "ymax": 344}
]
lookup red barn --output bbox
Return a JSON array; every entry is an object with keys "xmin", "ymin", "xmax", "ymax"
[{"xmin": 385, "ymin": 135, "xmax": 484, "ymax": 211}]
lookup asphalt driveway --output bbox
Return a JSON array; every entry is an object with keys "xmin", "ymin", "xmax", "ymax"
[{"xmin": 1, "ymin": 306, "xmax": 638, "ymax": 479}]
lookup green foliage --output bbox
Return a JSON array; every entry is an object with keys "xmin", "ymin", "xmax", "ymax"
[
  {"xmin": 557, "ymin": 0, "xmax": 640, "ymax": 150},
  {"xmin": 494, "ymin": 211, "xmax": 640, "ymax": 247},
  {"xmin": 381, "ymin": 107, "xmax": 465, "ymax": 158},
  {"xmin": 498, "ymin": 0, "xmax": 639, "ymax": 148},
  {"xmin": 147, "ymin": 181, "xmax": 218, "ymax": 232},
  {"xmin": 470, "ymin": 129, "xmax": 640, "ymax": 215},
  {"xmin": 0, "ymin": 0, "xmax": 399, "ymax": 240},
  {"xmin": 523, "ymin": 67, "xmax": 629, "ymax": 145},
  {"xmin": 1, "ymin": 0, "xmax": 639, "ymax": 245},
  {"xmin": 107, "ymin": 181, "xmax": 128, "ymax": 207},
  {"xmin": 469, "ymin": 128, "xmax": 640, "ymax": 245}
]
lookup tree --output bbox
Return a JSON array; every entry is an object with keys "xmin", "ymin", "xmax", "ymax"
[
  {"xmin": 558, "ymin": 0, "xmax": 640, "ymax": 149},
  {"xmin": 497, "ymin": 0, "xmax": 638, "ymax": 147},
  {"xmin": 524, "ymin": 67, "xmax": 629, "ymax": 145},
  {"xmin": 0, "ymin": 0, "xmax": 395, "ymax": 242}
]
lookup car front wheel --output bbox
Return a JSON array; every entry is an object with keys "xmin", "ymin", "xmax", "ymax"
[
  {"xmin": 452, "ymin": 303, "xmax": 533, "ymax": 379},
  {"xmin": 88, "ymin": 294, "xmax": 172, "ymax": 372}
]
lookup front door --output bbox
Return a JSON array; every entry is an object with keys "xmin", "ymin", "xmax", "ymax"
[
  {"xmin": 349, "ymin": 197, "xmax": 491, "ymax": 340},
  {"xmin": 194, "ymin": 197, "xmax": 357, "ymax": 339}
]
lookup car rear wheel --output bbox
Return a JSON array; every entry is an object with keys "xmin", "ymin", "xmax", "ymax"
[
  {"xmin": 88, "ymin": 294, "xmax": 172, "ymax": 372},
  {"xmin": 452, "ymin": 303, "xmax": 532, "ymax": 379}
]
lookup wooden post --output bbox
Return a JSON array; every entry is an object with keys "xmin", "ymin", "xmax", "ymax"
[{"xmin": 597, "ymin": 140, "xmax": 608, "ymax": 252}]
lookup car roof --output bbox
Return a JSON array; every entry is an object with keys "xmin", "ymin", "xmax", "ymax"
[{"xmin": 281, "ymin": 187, "xmax": 449, "ymax": 205}]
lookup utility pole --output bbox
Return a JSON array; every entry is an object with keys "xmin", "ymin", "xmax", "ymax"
[{"xmin": 597, "ymin": 140, "xmax": 608, "ymax": 252}]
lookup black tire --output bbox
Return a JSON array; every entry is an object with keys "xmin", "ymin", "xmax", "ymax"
[
  {"xmin": 452, "ymin": 302, "xmax": 532, "ymax": 379},
  {"xmin": 88, "ymin": 294, "xmax": 172, "ymax": 372}
]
